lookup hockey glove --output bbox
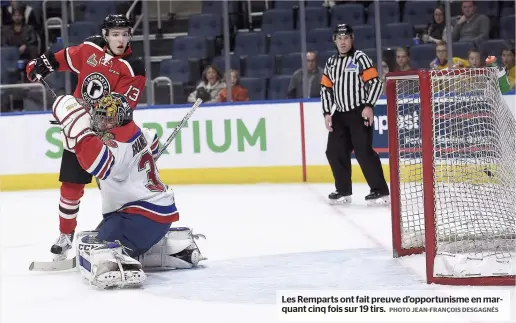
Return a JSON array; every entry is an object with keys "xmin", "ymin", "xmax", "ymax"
[
  {"xmin": 26, "ymin": 52, "xmax": 57, "ymax": 82},
  {"xmin": 52, "ymin": 95, "xmax": 95, "ymax": 151}
]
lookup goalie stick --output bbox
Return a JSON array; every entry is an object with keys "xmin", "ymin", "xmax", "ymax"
[{"xmin": 29, "ymin": 98, "xmax": 203, "ymax": 272}]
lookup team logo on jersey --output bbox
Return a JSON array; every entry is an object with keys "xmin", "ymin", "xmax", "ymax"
[
  {"xmin": 82, "ymin": 72, "xmax": 110, "ymax": 104},
  {"xmin": 86, "ymin": 54, "xmax": 98, "ymax": 67},
  {"xmin": 345, "ymin": 61, "xmax": 358, "ymax": 72}
]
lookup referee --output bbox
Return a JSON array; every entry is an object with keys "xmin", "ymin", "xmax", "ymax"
[{"xmin": 320, "ymin": 24, "xmax": 389, "ymax": 205}]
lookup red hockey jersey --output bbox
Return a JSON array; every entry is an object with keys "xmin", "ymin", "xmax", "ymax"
[{"xmin": 53, "ymin": 37, "xmax": 146, "ymax": 109}]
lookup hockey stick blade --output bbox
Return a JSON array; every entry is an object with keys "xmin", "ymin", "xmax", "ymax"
[{"xmin": 29, "ymin": 257, "xmax": 76, "ymax": 272}]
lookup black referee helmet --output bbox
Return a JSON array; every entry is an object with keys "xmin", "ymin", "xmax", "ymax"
[{"xmin": 333, "ymin": 24, "xmax": 354, "ymax": 40}]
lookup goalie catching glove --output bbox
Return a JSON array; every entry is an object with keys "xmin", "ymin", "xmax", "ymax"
[{"xmin": 52, "ymin": 95, "xmax": 95, "ymax": 151}]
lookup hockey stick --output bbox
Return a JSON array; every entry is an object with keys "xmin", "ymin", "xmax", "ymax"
[{"xmin": 29, "ymin": 99, "xmax": 203, "ymax": 272}]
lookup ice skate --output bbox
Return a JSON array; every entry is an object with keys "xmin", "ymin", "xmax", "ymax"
[
  {"xmin": 365, "ymin": 192, "xmax": 390, "ymax": 206},
  {"xmin": 50, "ymin": 232, "xmax": 74, "ymax": 262},
  {"xmin": 328, "ymin": 191, "xmax": 352, "ymax": 205}
]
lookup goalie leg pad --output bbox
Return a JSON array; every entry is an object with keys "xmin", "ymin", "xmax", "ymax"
[
  {"xmin": 137, "ymin": 227, "xmax": 207, "ymax": 270},
  {"xmin": 76, "ymin": 234, "xmax": 146, "ymax": 289},
  {"xmin": 96, "ymin": 212, "xmax": 172, "ymax": 257}
]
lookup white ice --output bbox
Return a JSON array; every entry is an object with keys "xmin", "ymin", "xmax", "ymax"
[{"xmin": 1, "ymin": 183, "xmax": 514, "ymax": 323}]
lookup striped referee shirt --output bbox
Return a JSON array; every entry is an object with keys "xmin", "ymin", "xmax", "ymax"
[{"xmin": 320, "ymin": 48, "xmax": 383, "ymax": 115}]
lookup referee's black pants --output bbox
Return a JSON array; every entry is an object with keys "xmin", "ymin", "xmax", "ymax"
[{"xmin": 325, "ymin": 109, "xmax": 389, "ymax": 196}]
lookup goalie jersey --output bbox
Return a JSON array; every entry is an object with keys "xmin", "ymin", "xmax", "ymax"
[{"xmin": 74, "ymin": 121, "xmax": 179, "ymax": 224}]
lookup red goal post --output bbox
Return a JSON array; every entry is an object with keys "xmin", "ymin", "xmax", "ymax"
[{"xmin": 386, "ymin": 68, "xmax": 515, "ymax": 286}]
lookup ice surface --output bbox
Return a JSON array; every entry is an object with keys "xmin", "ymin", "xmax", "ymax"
[{"xmin": 0, "ymin": 183, "xmax": 513, "ymax": 323}]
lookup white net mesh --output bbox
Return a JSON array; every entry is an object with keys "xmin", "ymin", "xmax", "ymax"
[{"xmin": 392, "ymin": 68, "xmax": 516, "ymax": 279}]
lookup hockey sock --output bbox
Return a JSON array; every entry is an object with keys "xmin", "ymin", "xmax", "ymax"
[{"xmin": 59, "ymin": 182, "xmax": 85, "ymax": 234}]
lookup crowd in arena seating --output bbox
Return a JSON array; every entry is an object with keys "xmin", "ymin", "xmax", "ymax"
[{"xmin": 0, "ymin": 0, "xmax": 514, "ymax": 112}]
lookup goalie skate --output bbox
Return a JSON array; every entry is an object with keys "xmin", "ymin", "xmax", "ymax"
[
  {"xmin": 50, "ymin": 232, "xmax": 74, "ymax": 262},
  {"xmin": 77, "ymin": 236, "xmax": 146, "ymax": 289}
]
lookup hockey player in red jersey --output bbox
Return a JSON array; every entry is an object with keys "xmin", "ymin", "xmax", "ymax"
[{"xmin": 25, "ymin": 14, "xmax": 146, "ymax": 261}]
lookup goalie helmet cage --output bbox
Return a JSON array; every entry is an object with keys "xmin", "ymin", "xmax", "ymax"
[{"xmin": 386, "ymin": 69, "xmax": 515, "ymax": 286}]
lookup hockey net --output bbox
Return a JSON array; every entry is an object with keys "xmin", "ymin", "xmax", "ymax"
[{"xmin": 387, "ymin": 68, "xmax": 515, "ymax": 285}]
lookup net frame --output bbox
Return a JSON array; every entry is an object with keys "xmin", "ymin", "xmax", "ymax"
[{"xmin": 387, "ymin": 69, "xmax": 515, "ymax": 286}]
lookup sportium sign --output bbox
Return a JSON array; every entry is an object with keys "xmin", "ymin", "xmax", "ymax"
[{"xmin": 44, "ymin": 118, "xmax": 267, "ymax": 158}]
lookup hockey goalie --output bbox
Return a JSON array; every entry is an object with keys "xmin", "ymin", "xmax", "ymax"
[{"xmin": 50, "ymin": 93, "xmax": 206, "ymax": 288}]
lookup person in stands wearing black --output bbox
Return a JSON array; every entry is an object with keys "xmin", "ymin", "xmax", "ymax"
[{"xmin": 320, "ymin": 24, "xmax": 390, "ymax": 205}]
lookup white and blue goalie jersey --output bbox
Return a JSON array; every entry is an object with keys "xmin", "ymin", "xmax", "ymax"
[{"xmin": 74, "ymin": 122, "xmax": 179, "ymax": 224}]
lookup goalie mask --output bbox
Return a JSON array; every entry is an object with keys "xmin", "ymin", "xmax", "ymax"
[{"xmin": 92, "ymin": 93, "xmax": 133, "ymax": 132}]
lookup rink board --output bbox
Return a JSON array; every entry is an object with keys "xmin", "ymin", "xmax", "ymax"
[{"xmin": 0, "ymin": 95, "xmax": 514, "ymax": 191}]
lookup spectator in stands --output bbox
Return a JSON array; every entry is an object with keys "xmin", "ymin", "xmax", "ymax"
[
  {"xmin": 187, "ymin": 65, "xmax": 225, "ymax": 103},
  {"xmin": 422, "ymin": 5, "xmax": 448, "ymax": 44},
  {"xmin": 217, "ymin": 69, "xmax": 249, "ymax": 102},
  {"xmin": 467, "ymin": 48, "xmax": 482, "ymax": 68},
  {"xmin": 394, "ymin": 47, "xmax": 413, "ymax": 72},
  {"xmin": 1, "ymin": 1, "xmax": 40, "ymax": 30},
  {"xmin": 501, "ymin": 47, "xmax": 515, "ymax": 90},
  {"xmin": 451, "ymin": 1, "xmax": 490, "ymax": 43},
  {"xmin": 429, "ymin": 42, "xmax": 469, "ymax": 70},
  {"xmin": 381, "ymin": 59, "xmax": 389, "ymax": 95},
  {"xmin": 287, "ymin": 51, "xmax": 323, "ymax": 99},
  {"xmin": 1, "ymin": 7, "xmax": 38, "ymax": 61}
]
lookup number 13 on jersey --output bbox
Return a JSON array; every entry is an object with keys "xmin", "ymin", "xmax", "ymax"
[{"xmin": 124, "ymin": 85, "xmax": 140, "ymax": 102}]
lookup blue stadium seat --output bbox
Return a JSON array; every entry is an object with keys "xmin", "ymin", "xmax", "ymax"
[
  {"xmin": 330, "ymin": 4, "xmax": 365, "ymax": 27},
  {"xmin": 500, "ymin": 15, "xmax": 515, "ymax": 40},
  {"xmin": 172, "ymin": 36, "xmax": 208, "ymax": 60},
  {"xmin": 452, "ymin": 41, "xmax": 474, "ymax": 59},
  {"xmin": 239, "ymin": 77, "xmax": 266, "ymax": 101},
  {"xmin": 409, "ymin": 44, "xmax": 436, "ymax": 66},
  {"xmin": 68, "ymin": 21, "xmax": 98, "ymax": 44},
  {"xmin": 476, "ymin": 1, "xmax": 499, "ymax": 17},
  {"xmin": 0, "ymin": 46, "xmax": 20, "ymax": 67},
  {"xmin": 303, "ymin": 7, "xmax": 328, "ymax": 30},
  {"xmin": 274, "ymin": 1, "xmax": 298, "ymax": 10},
  {"xmin": 479, "ymin": 39, "xmax": 509, "ymax": 58},
  {"xmin": 362, "ymin": 48, "xmax": 379, "ymax": 66},
  {"xmin": 269, "ymin": 30, "xmax": 301, "ymax": 55},
  {"xmin": 382, "ymin": 23, "xmax": 413, "ymax": 48},
  {"xmin": 316, "ymin": 50, "xmax": 335, "ymax": 68},
  {"xmin": 261, "ymin": 9, "xmax": 294, "ymax": 34},
  {"xmin": 306, "ymin": 0, "xmax": 324, "ymax": 7},
  {"xmin": 403, "ymin": 1, "xmax": 436, "ymax": 27},
  {"xmin": 159, "ymin": 59, "xmax": 190, "ymax": 83},
  {"xmin": 306, "ymin": 28, "xmax": 334, "ymax": 52},
  {"xmin": 83, "ymin": 2, "xmax": 116, "ymax": 24},
  {"xmin": 244, "ymin": 54, "xmax": 275, "ymax": 78},
  {"xmin": 188, "ymin": 13, "xmax": 222, "ymax": 38},
  {"xmin": 211, "ymin": 55, "xmax": 241, "ymax": 73},
  {"xmin": 368, "ymin": 1, "xmax": 400, "ymax": 25},
  {"xmin": 1, "ymin": 46, "xmax": 20, "ymax": 81},
  {"xmin": 353, "ymin": 25, "xmax": 375, "ymax": 49},
  {"xmin": 279, "ymin": 52, "xmax": 303, "ymax": 75},
  {"xmin": 267, "ymin": 75, "xmax": 291, "ymax": 100},
  {"xmin": 45, "ymin": 72, "xmax": 66, "ymax": 93},
  {"xmin": 500, "ymin": 7, "xmax": 514, "ymax": 17},
  {"xmin": 202, "ymin": 0, "xmax": 238, "ymax": 14},
  {"xmin": 234, "ymin": 32, "xmax": 267, "ymax": 57}
]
